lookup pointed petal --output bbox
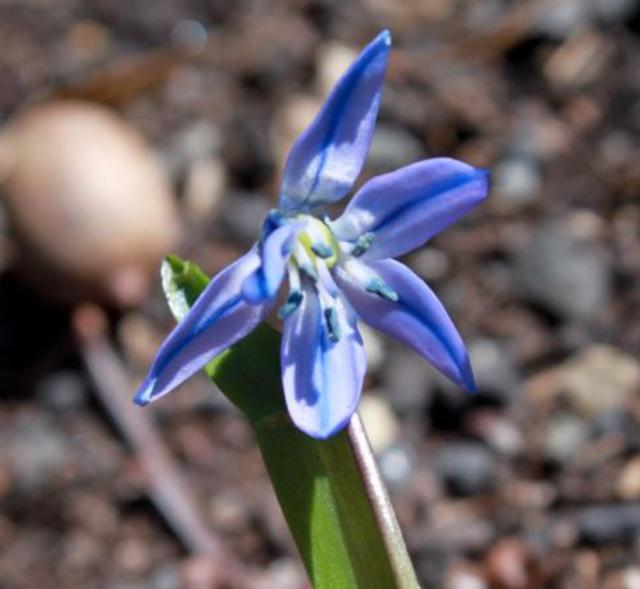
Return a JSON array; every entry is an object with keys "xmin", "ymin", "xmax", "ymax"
[
  {"xmin": 242, "ymin": 223, "xmax": 300, "ymax": 304},
  {"xmin": 335, "ymin": 259, "xmax": 476, "ymax": 390},
  {"xmin": 281, "ymin": 288, "xmax": 366, "ymax": 438},
  {"xmin": 134, "ymin": 249, "xmax": 267, "ymax": 405},
  {"xmin": 280, "ymin": 31, "xmax": 391, "ymax": 211},
  {"xmin": 332, "ymin": 158, "xmax": 489, "ymax": 259}
]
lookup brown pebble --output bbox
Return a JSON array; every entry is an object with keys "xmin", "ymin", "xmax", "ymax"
[
  {"xmin": 1, "ymin": 100, "xmax": 179, "ymax": 306},
  {"xmin": 486, "ymin": 538, "xmax": 535, "ymax": 589}
]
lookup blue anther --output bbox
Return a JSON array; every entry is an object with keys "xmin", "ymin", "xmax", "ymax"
[
  {"xmin": 351, "ymin": 232, "xmax": 375, "ymax": 257},
  {"xmin": 311, "ymin": 242, "xmax": 334, "ymax": 259},
  {"xmin": 278, "ymin": 290, "xmax": 304, "ymax": 320},
  {"xmin": 324, "ymin": 307, "xmax": 341, "ymax": 342},
  {"xmin": 365, "ymin": 277, "xmax": 398, "ymax": 302}
]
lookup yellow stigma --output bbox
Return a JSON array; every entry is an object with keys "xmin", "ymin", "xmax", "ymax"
[{"xmin": 297, "ymin": 216, "xmax": 339, "ymax": 269}]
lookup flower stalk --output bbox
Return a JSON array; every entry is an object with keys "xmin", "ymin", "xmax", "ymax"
[{"xmin": 162, "ymin": 255, "xmax": 420, "ymax": 588}]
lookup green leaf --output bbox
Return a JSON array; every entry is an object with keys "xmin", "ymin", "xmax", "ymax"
[{"xmin": 161, "ymin": 255, "xmax": 421, "ymax": 589}]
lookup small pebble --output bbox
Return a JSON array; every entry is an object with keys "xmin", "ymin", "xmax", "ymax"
[
  {"xmin": 542, "ymin": 413, "xmax": 589, "ymax": 466},
  {"xmin": 36, "ymin": 371, "xmax": 87, "ymax": 413},
  {"xmin": 368, "ymin": 124, "xmax": 424, "ymax": 173},
  {"xmin": 514, "ymin": 221, "xmax": 610, "ymax": 320},
  {"xmin": 468, "ymin": 338, "xmax": 521, "ymax": 404},
  {"xmin": 617, "ymin": 456, "xmax": 640, "ymax": 500},
  {"xmin": 577, "ymin": 504, "xmax": 640, "ymax": 545},
  {"xmin": 360, "ymin": 323, "xmax": 385, "ymax": 374},
  {"xmin": 316, "ymin": 42, "xmax": 358, "ymax": 97},
  {"xmin": 560, "ymin": 345, "xmax": 640, "ymax": 417},
  {"xmin": 434, "ymin": 442, "xmax": 497, "ymax": 496},
  {"xmin": 486, "ymin": 538, "xmax": 533, "ymax": 589},
  {"xmin": 379, "ymin": 444, "xmax": 414, "ymax": 489},
  {"xmin": 493, "ymin": 156, "xmax": 541, "ymax": 206},
  {"xmin": 384, "ymin": 346, "xmax": 434, "ymax": 414},
  {"xmin": 360, "ymin": 393, "xmax": 399, "ymax": 453}
]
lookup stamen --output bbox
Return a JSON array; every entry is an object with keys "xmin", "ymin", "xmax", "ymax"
[
  {"xmin": 311, "ymin": 242, "xmax": 334, "ymax": 259},
  {"xmin": 287, "ymin": 263, "xmax": 301, "ymax": 292},
  {"xmin": 365, "ymin": 277, "xmax": 398, "ymax": 302},
  {"xmin": 299, "ymin": 264, "xmax": 318, "ymax": 282},
  {"xmin": 351, "ymin": 232, "xmax": 375, "ymax": 257},
  {"xmin": 324, "ymin": 307, "xmax": 341, "ymax": 342},
  {"xmin": 278, "ymin": 290, "xmax": 304, "ymax": 320}
]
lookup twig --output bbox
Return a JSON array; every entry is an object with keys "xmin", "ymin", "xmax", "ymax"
[{"xmin": 72, "ymin": 303, "xmax": 254, "ymax": 587}]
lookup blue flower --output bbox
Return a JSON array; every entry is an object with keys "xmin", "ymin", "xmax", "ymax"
[{"xmin": 134, "ymin": 30, "xmax": 489, "ymax": 439}]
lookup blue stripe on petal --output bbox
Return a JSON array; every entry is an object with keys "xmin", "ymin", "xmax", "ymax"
[
  {"xmin": 336, "ymin": 259, "xmax": 476, "ymax": 391},
  {"xmin": 331, "ymin": 158, "xmax": 489, "ymax": 259},
  {"xmin": 133, "ymin": 249, "xmax": 267, "ymax": 406},
  {"xmin": 242, "ymin": 223, "xmax": 301, "ymax": 304},
  {"xmin": 281, "ymin": 288, "xmax": 366, "ymax": 439},
  {"xmin": 280, "ymin": 31, "xmax": 391, "ymax": 211}
]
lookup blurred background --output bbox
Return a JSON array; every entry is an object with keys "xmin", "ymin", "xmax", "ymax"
[{"xmin": 1, "ymin": 0, "xmax": 640, "ymax": 587}]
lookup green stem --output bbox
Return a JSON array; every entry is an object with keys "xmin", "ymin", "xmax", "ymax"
[{"xmin": 162, "ymin": 255, "xmax": 421, "ymax": 588}]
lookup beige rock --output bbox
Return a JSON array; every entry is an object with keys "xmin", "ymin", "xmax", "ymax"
[
  {"xmin": 560, "ymin": 345, "xmax": 640, "ymax": 416},
  {"xmin": 617, "ymin": 456, "xmax": 640, "ymax": 500},
  {"xmin": 1, "ymin": 100, "xmax": 179, "ymax": 306},
  {"xmin": 316, "ymin": 42, "xmax": 358, "ymax": 97},
  {"xmin": 359, "ymin": 393, "xmax": 399, "ymax": 452},
  {"xmin": 183, "ymin": 156, "xmax": 226, "ymax": 221},
  {"xmin": 272, "ymin": 94, "xmax": 321, "ymax": 174}
]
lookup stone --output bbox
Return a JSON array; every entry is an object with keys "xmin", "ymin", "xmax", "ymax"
[
  {"xmin": 219, "ymin": 191, "xmax": 271, "ymax": 245},
  {"xmin": 368, "ymin": 124, "xmax": 424, "ymax": 173},
  {"xmin": 617, "ymin": 456, "xmax": 640, "ymax": 500},
  {"xmin": 383, "ymin": 346, "xmax": 434, "ymax": 415},
  {"xmin": 445, "ymin": 563, "xmax": 488, "ymax": 589},
  {"xmin": 316, "ymin": 42, "xmax": 358, "ymax": 97},
  {"xmin": 412, "ymin": 247, "xmax": 450, "ymax": 281},
  {"xmin": 467, "ymin": 338, "xmax": 521, "ymax": 404},
  {"xmin": 36, "ymin": 371, "xmax": 87, "ymax": 413},
  {"xmin": 514, "ymin": 221, "xmax": 610, "ymax": 320},
  {"xmin": 360, "ymin": 323, "xmax": 385, "ymax": 374},
  {"xmin": 560, "ymin": 345, "xmax": 640, "ymax": 417},
  {"xmin": 591, "ymin": 0, "xmax": 637, "ymax": 22},
  {"xmin": 433, "ymin": 442, "xmax": 497, "ymax": 496},
  {"xmin": 378, "ymin": 444, "xmax": 414, "ymax": 489},
  {"xmin": 183, "ymin": 156, "xmax": 226, "ymax": 221},
  {"xmin": 486, "ymin": 538, "xmax": 534, "ymax": 589},
  {"xmin": 542, "ymin": 413, "xmax": 589, "ymax": 465},
  {"xmin": 6, "ymin": 412, "xmax": 70, "ymax": 493},
  {"xmin": 493, "ymin": 156, "xmax": 541, "ymax": 206},
  {"xmin": 577, "ymin": 504, "xmax": 640, "ymax": 545},
  {"xmin": 543, "ymin": 30, "xmax": 613, "ymax": 92},
  {"xmin": 465, "ymin": 411, "xmax": 524, "ymax": 457},
  {"xmin": 272, "ymin": 94, "xmax": 322, "ymax": 171},
  {"xmin": 162, "ymin": 119, "xmax": 221, "ymax": 179},
  {"xmin": 535, "ymin": 0, "xmax": 592, "ymax": 39},
  {"xmin": 359, "ymin": 393, "xmax": 399, "ymax": 453}
]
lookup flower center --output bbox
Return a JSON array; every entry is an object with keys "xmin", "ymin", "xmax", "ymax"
[{"xmin": 295, "ymin": 215, "xmax": 339, "ymax": 269}]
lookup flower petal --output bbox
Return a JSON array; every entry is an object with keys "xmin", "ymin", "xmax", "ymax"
[
  {"xmin": 134, "ymin": 249, "xmax": 267, "ymax": 405},
  {"xmin": 335, "ymin": 258, "xmax": 475, "ymax": 390},
  {"xmin": 281, "ymin": 288, "xmax": 366, "ymax": 438},
  {"xmin": 280, "ymin": 30, "xmax": 391, "ymax": 211},
  {"xmin": 242, "ymin": 222, "xmax": 301, "ymax": 304},
  {"xmin": 331, "ymin": 158, "xmax": 489, "ymax": 259}
]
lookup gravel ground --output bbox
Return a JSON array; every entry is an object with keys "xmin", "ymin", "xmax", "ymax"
[{"xmin": 1, "ymin": 1, "xmax": 640, "ymax": 587}]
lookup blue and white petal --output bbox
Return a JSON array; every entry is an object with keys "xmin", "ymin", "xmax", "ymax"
[
  {"xmin": 331, "ymin": 158, "xmax": 489, "ymax": 260},
  {"xmin": 135, "ymin": 249, "xmax": 268, "ymax": 406},
  {"xmin": 335, "ymin": 258, "xmax": 476, "ymax": 391},
  {"xmin": 242, "ymin": 222, "xmax": 301, "ymax": 304},
  {"xmin": 281, "ymin": 287, "xmax": 366, "ymax": 439},
  {"xmin": 279, "ymin": 30, "xmax": 391, "ymax": 211}
]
